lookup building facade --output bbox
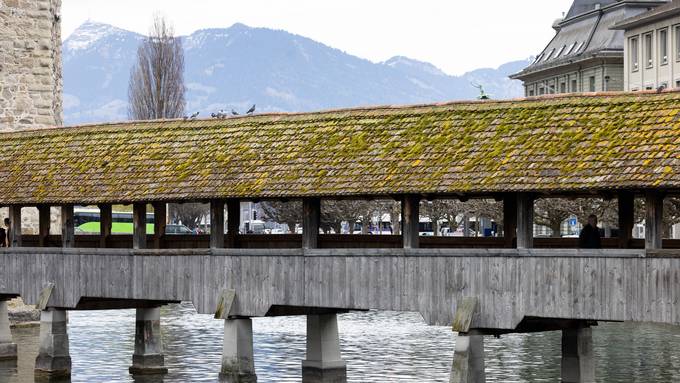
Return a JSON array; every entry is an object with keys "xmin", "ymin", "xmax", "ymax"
[
  {"xmin": 0, "ymin": 0, "xmax": 62, "ymax": 132},
  {"xmin": 613, "ymin": 0, "xmax": 680, "ymax": 90},
  {"xmin": 511, "ymin": 0, "xmax": 668, "ymax": 96}
]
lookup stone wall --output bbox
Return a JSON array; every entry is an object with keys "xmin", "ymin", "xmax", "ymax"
[{"xmin": 0, "ymin": 0, "xmax": 62, "ymax": 131}]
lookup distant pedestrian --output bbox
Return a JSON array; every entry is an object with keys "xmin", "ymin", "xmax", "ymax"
[
  {"xmin": 579, "ymin": 214, "xmax": 601, "ymax": 249},
  {"xmin": 4, "ymin": 217, "xmax": 10, "ymax": 247},
  {"xmin": 0, "ymin": 218, "xmax": 5, "ymax": 247}
]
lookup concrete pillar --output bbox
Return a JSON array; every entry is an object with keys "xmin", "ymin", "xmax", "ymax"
[
  {"xmin": 129, "ymin": 307, "xmax": 167, "ymax": 375},
  {"xmin": 302, "ymin": 314, "xmax": 347, "ymax": 383},
  {"xmin": 34, "ymin": 309, "xmax": 71, "ymax": 378},
  {"xmin": 226, "ymin": 200, "xmax": 240, "ymax": 248},
  {"xmin": 211, "ymin": 200, "xmax": 226, "ymax": 249},
  {"xmin": 0, "ymin": 301, "xmax": 17, "ymax": 361},
  {"xmin": 450, "ymin": 331, "xmax": 485, "ymax": 383},
  {"xmin": 61, "ymin": 205, "xmax": 75, "ymax": 248},
  {"xmin": 303, "ymin": 198, "xmax": 321, "ymax": 250},
  {"xmin": 561, "ymin": 327, "xmax": 595, "ymax": 383},
  {"xmin": 220, "ymin": 318, "xmax": 257, "ymax": 383},
  {"xmin": 402, "ymin": 195, "xmax": 420, "ymax": 248},
  {"xmin": 516, "ymin": 193, "xmax": 534, "ymax": 249}
]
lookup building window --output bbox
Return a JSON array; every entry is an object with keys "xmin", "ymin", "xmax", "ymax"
[
  {"xmin": 676, "ymin": 25, "xmax": 680, "ymax": 61},
  {"xmin": 544, "ymin": 48, "xmax": 555, "ymax": 61},
  {"xmin": 528, "ymin": 89, "xmax": 535, "ymax": 96},
  {"xmin": 630, "ymin": 37, "xmax": 639, "ymax": 71},
  {"xmin": 659, "ymin": 29, "xmax": 668, "ymax": 65},
  {"xmin": 676, "ymin": 80, "xmax": 680, "ymax": 88},
  {"xmin": 566, "ymin": 41, "xmax": 577, "ymax": 55},
  {"xmin": 556, "ymin": 45, "xmax": 566, "ymax": 58},
  {"xmin": 644, "ymin": 33, "xmax": 653, "ymax": 68},
  {"xmin": 571, "ymin": 79, "xmax": 577, "ymax": 92},
  {"xmin": 589, "ymin": 76, "xmax": 596, "ymax": 92},
  {"xmin": 560, "ymin": 82, "xmax": 566, "ymax": 93},
  {"xmin": 539, "ymin": 87, "xmax": 545, "ymax": 95}
]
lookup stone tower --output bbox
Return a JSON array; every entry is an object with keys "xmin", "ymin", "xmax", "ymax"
[{"xmin": 0, "ymin": 0, "xmax": 62, "ymax": 131}]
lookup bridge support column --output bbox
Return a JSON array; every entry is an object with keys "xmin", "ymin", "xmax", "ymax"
[
  {"xmin": 0, "ymin": 301, "xmax": 17, "ymax": 361},
  {"xmin": 302, "ymin": 314, "xmax": 347, "ymax": 383},
  {"xmin": 129, "ymin": 307, "xmax": 167, "ymax": 375},
  {"xmin": 450, "ymin": 331, "xmax": 485, "ymax": 383},
  {"xmin": 35, "ymin": 309, "xmax": 71, "ymax": 378},
  {"xmin": 561, "ymin": 327, "xmax": 595, "ymax": 383},
  {"xmin": 220, "ymin": 318, "xmax": 257, "ymax": 383}
]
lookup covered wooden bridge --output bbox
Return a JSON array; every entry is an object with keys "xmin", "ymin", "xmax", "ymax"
[{"xmin": 1, "ymin": 90, "xmax": 680, "ymax": 382}]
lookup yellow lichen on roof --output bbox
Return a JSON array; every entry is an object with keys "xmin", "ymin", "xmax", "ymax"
[{"xmin": 1, "ymin": 91, "xmax": 679, "ymax": 205}]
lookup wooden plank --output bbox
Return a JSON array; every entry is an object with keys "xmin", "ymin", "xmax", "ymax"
[
  {"xmin": 302, "ymin": 198, "xmax": 320, "ymax": 249},
  {"xmin": 402, "ymin": 195, "xmax": 420, "ymax": 249},
  {"xmin": 38, "ymin": 205, "xmax": 50, "ymax": 247},
  {"xmin": 61, "ymin": 205, "xmax": 75, "ymax": 248},
  {"xmin": 516, "ymin": 193, "xmax": 534, "ymax": 249},
  {"xmin": 226, "ymin": 200, "xmax": 240, "ymax": 248},
  {"xmin": 99, "ymin": 204, "xmax": 112, "ymax": 248},
  {"xmin": 152, "ymin": 202, "xmax": 166, "ymax": 249},
  {"xmin": 133, "ymin": 203, "xmax": 147, "ymax": 250},
  {"xmin": 503, "ymin": 194, "xmax": 517, "ymax": 248},
  {"xmin": 7, "ymin": 206, "xmax": 21, "ymax": 248},
  {"xmin": 645, "ymin": 191, "xmax": 663, "ymax": 250},
  {"xmin": 618, "ymin": 191, "xmax": 634, "ymax": 249},
  {"xmin": 210, "ymin": 200, "xmax": 225, "ymax": 249}
]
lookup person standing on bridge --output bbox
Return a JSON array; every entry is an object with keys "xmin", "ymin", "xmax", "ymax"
[
  {"xmin": 579, "ymin": 214, "xmax": 601, "ymax": 249},
  {"xmin": 0, "ymin": 218, "xmax": 6, "ymax": 247}
]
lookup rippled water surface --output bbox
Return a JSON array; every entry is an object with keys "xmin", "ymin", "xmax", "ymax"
[{"xmin": 2, "ymin": 304, "xmax": 680, "ymax": 382}]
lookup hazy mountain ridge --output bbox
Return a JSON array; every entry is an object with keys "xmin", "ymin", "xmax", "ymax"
[{"xmin": 63, "ymin": 22, "xmax": 527, "ymax": 125}]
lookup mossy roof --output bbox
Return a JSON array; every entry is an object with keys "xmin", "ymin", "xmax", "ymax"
[{"xmin": 1, "ymin": 91, "xmax": 680, "ymax": 205}]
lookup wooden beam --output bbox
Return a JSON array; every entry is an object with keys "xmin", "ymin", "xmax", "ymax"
[
  {"xmin": 210, "ymin": 200, "xmax": 225, "ymax": 249},
  {"xmin": 302, "ymin": 198, "xmax": 321, "ymax": 249},
  {"xmin": 503, "ymin": 194, "xmax": 517, "ymax": 248},
  {"xmin": 617, "ymin": 191, "xmax": 634, "ymax": 249},
  {"xmin": 61, "ymin": 205, "xmax": 75, "ymax": 248},
  {"xmin": 152, "ymin": 202, "xmax": 166, "ymax": 249},
  {"xmin": 402, "ymin": 195, "xmax": 420, "ymax": 249},
  {"xmin": 38, "ymin": 205, "xmax": 51, "ymax": 247},
  {"xmin": 133, "ymin": 203, "xmax": 147, "ymax": 250},
  {"xmin": 645, "ymin": 190, "xmax": 663, "ymax": 250},
  {"xmin": 7, "ymin": 206, "xmax": 21, "ymax": 248},
  {"xmin": 99, "ymin": 204, "xmax": 112, "ymax": 248},
  {"xmin": 516, "ymin": 193, "xmax": 534, "ymax": 249},
  {"xmin": 226, "ymin": 200, "xmax": 240, "ymax": 248}
]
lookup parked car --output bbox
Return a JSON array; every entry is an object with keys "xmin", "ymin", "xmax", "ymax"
[{"xmin": 165, "ymin": 224, "xmax": 194, "ymax": 235}]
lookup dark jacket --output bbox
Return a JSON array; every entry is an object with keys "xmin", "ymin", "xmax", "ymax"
[
  {"xmin": 579, "ymin": 224, "xmax": 601, "ymax": 249},
  {"xmin": 0, "ymin": 227, "xmax": 5, "ymax": 247}
]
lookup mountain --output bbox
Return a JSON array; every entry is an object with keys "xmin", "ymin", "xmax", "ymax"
[{"xmin": 62, "ymin": 21, "xmax": 528, "ymax": 125}]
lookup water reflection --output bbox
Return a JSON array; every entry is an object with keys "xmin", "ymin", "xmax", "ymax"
[{"xmin": 1, "ymin": 304, "xmax": 680, "ymax": 382}]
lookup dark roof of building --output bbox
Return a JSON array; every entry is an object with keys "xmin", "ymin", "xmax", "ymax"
[
  {"xmin": 612, "ymin": 0, "xmax": 680, "ymax": 29},
  {"xmin": 512, "ymin": 1, "xmax": 667, "ymax": 79},
  {"xmin": 1, "ymin": 91, "xmax": 680, "ymax": 205}
]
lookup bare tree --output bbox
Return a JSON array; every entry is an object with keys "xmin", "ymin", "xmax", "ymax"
[{"xmin": 128, "ymin": 14, "xmax": 186, "ymax": 120}]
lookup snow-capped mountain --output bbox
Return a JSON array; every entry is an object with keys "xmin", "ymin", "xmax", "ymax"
[{"xmin": 62, "ymin": 22, "xmax": 527, "ymax": 125}]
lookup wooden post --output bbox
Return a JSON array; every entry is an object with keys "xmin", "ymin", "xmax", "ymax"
[
  {"xmin": 38, "ymin": 205, "xmax": 51, "ymax": 247},
  {"xmin": 226, "ymin": 200, "xmax": 240, "ymax": 248},
  {"xmin": 210, "ymin": 200, "xmax": 225, "ymax": 249},
  {"xmin": 503, "ymin": 194, "xmax": 517, "ymax": 248},
  {"xmin": 7, "ymin": 206, "xmax": 21, "ymax": 248},
  {"xmin": 133, "ymin": 203, "xmax": 147, "ymax": 250},
  {"xmin": 516, "ymin": 193, "xmax": 534, "ymax": 249},
  {"xmin": 152, "ymin": 202, "xmax": 166, "ymax": 249},
  {"xmin": 402, "ymin": 195, "xmax": 420, "ymax": 249},
  {"xmin": 61, "ymin": 205, "xmax": 74, "ymax": 248},
  {"xmin": 99, "ymin": 204, "xmax": 112, "ymax": 248},
  {"xmin": 302, "ymin": 198, "xmax": 321, "ymax": 249},
  {"xmin": 617, "ymin": 191, "xmax": 634, "ymax": 249},
  {"xmin": 645, "ymin": 190, "xmax": 663, "ymax": 250}
]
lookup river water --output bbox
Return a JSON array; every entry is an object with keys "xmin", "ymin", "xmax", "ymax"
[{"xmin": 2, "ymin": 303, "xmax": 680, "ymax": 382}]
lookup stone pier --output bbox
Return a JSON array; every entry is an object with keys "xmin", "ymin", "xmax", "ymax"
[
  {"xmin": 0, "ymin": 301, "xmax": 17, "ymax": 361},
  {"xmin": 34, "ymin": 309, "xmax": 71, "ymax": 378},
  {"xmin": 129, "ymin": 307, "xmax": 167, "ymax": 375},
  {"xmin": 220, "ymin": 318, "xmax": 257, "ymax": 383},
  {"xmin": 302, "ymin": 314, "xmax": 347, "ymax": 383},
  {"xmin": 561, "ymin": 327, "xmax": 595, "ymax": 383},
  {"xmin": 450, "ymin": 331, "xmax": 485, "ymax": 383}
]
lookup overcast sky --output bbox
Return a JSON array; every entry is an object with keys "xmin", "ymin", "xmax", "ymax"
[{"xmin": 62, "ymin": 0, "xmax": 573, "ymax": 76}]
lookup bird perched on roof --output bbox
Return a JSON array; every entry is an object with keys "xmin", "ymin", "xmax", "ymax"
[
  {"xmin": 246, "ymin": 104, "xmax": 256, "ymax": 114},
  {"xmin": 657, "ymin": 84, "xmax": 666, "ymax": 93},
  {"xmin": 231, "ymin": 109, "xmax": 239, "ymax": 116},
  {"xmin": 190, "ymin": 111, "xmax": 199, "ymax": 119}
]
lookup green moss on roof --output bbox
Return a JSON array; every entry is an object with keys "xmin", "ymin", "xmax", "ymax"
[{"xmin": 1, "ymin": 91, "xmax": 680, "ymax": 205}]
